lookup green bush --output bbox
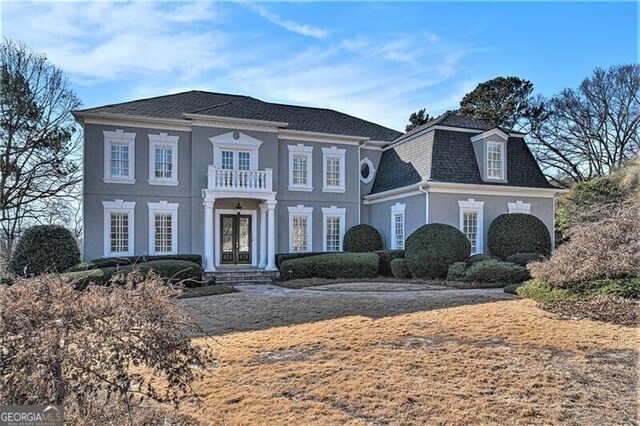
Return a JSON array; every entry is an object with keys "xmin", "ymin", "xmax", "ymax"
[
  {"xmin": 276, "ymin": 252, "xmax": 328, "ymax": 270},
  {"xmin": 390, "ymin": 258, "xmax": 411, "ymax": 279},
  {"xmin": 505, "ymin": 252, "xmax": 545, "ymax": 266},
  {"xmin": 516, "ymin": 277, "xmax": 640, "ymax": 302},
  {"xmin": 447, "ymin": 259, "xmax": 530, "ymax": 284},
  {"xmin": 405, "ymin": 224, "xmax": 471, "ymax": 279},
  {"xmin": 280, "ymin": 253, "xmax": 379, "ymax": 280},
  {"xmin": 374, "ymin": 250, "xmax": 405, "ymax": 276},
  {"xmin": 504, "ymin": 283, "xmax": 523, "ymax": 295},
  {"xmin": 65, "ymin": 254, "xmax": 202, "ymax": 272},
  {"xmin": 465, "ymin": 253, "xmax": 497, "ymax": 267},
  {"xmin": 516, "ymin": 279, "xmax": 577, "ymax": 302},
  {"xmin": 343, "ymin": 224, "xmax": 383, "ymax": 252},
  {"xmin": 8, "ymin": 225, "xmax": 80, "ymax": 277},
  {"xmin": 488, "ymin": 214, "xmax": 551, "ymax": 260}
]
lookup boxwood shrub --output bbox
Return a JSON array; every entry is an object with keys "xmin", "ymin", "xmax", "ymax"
[
  {"xmin": 505, "ymin": 252, "xmax": 545, "ymax": 266},
  {"xmin": 405, "ymin": 224, "xmax": 471, "ymax": 279},
  {"xmin": 515, "ymin": 277, "xmax": 640, "ymax": 302},
  {"xmin": 465, "ymin": 253, "xmax": 497, "ymax": 267},
  {"xmin": 374, "ymin": 250, "xmax": 405, "ymax": 276},
  {"xmin": 280, "ymin": 253, "xmax": 379, "ymax": 280},
  {"xmin": 390, "ymin": 258, "xmax": 411, "ymax": 279},
  {"xmin": 65, "ymin": 254, "xmax": 202, "ymax": 272},
  {"xmin": 488, "ymin": 213, "xmax": 551, "ymax": 260},
  {"xmin": 276, "ymin": 252, "xmax": 328, "ymax": 271},
  {"xmin": 8, "ymin": 225, "xmax": 80, "ymax": 277},
  {"xmin": 343, "ymin": 224, "xmax": 383, "ymax": 252},
  {"xmin": 447, "ymin": 259, "xmax": 530, "ymax": 284}
]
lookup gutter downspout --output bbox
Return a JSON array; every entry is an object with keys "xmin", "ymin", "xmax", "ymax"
[{"xmin": 418, "ymin": 185, "xmax": 429, "ymax": 224}]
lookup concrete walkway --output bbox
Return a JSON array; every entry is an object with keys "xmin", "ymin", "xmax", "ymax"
[{"xmin": 183, "ymin": 283, "xmax": 515, "ymax": 336}]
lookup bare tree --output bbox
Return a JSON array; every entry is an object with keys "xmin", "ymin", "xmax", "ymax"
[
  {"xmin": 527, "ymin": 64, "xmax": 640, "ymax": 186},
  {"xmin": 0, "ymin": 39, "xmax": 81, "ymax": 262}
]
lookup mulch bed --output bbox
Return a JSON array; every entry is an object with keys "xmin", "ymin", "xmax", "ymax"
[{"xmin": 540, "ymin": 298, "xmax": 640, "ymax": 327}]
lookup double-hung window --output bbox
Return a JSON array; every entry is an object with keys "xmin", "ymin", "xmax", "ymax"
[
  {"xmin": 458, "ymin": 199, "xmax": 484, "ymax": 255},
  {"xmin": 486, "ymin": 142, "xmax": 504, "ymax": 180},
  {"xmin": 103, "ymin": 200, "xmax": 136, "ymax": 256},
  {"xmin": 288, "ymin": 205, "xmax": 313, "ymax": 252},
  {"xmin": 104, "ymin": 130, "xmax": 136, "ymax": 184},
  {"xmin": 322, "ymin": 146, "xmax": 346, "ymax": 193},
  {"xmin": 148, "ymin": 201, "xmax": 178, "ymax": 255},
  {"xmin": 391, "ymin": 203, "xmax": 406, "ymax": 250},
  {"xmin": 148, "ymin": 133, "xmax": 179, "ymax": 185},
  {"xmin": 288, "ymin": 144, "xmax": 313, "ymax": 191},
  {"xmin": 322, "ymin": 206, "xmax": 346, "ymax": 252}
]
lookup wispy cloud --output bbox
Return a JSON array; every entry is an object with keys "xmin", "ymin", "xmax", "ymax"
[{"xmin": 246, "ymin": 3, "xmax": 329, "ymax": 39}]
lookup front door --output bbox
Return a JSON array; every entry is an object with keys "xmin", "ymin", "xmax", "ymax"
[{"xmin": 220, "ymin": 214, "xmax": 252, "ymax": 265}]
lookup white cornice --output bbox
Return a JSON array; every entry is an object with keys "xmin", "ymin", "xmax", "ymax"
[
  {"xmin": 184, "ymin": 113, "xmax": 287, "ymax": 133},
  {"xmin": 279, "ymin": 129, "xmax": 369, "ymax": 145},
  {"xmin": 74, "ymin": 111, "xmax": 191, "ymax": 132}
]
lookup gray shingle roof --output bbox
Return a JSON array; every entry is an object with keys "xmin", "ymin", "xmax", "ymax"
[
  {"xmin": 371, "ymin": 128, "xmax": 554, "ymax": 193},
  {"xmin": 76, "ymin": 90, "xmax": 403, "ymax": 141}
]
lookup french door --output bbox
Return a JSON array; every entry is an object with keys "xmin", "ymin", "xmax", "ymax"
[{"xmin": 220, "ymin": 214, "xmax": 252, "ymax": 265}]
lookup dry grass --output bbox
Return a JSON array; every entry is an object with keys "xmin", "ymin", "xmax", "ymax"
[
  {"xmin": 161, "ymin": 299, "xmax": 639, "ymax": 425},
  {"xmin": 275, "ymin": 276, "xmax": 451, "ymax": 289}
]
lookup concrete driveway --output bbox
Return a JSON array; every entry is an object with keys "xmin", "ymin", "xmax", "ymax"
[{"xmin": 182, "ymin": 283, "xmax": 515, "ymax": 336}]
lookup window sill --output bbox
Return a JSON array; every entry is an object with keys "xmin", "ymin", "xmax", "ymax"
[
  {"xmin": 288, "ymin": 186, "xmax": 313, "ymax": 192},
  {"xmin": 148, "ymin": 180, "xmax": 179, "ymax": 186},
  {"xmin": 103, "ymin": 178, "xmax": 136, "ymax": 184},
  {"xmin": 322, "ymin": 187, "xmax": 346, "ymax": 193}
]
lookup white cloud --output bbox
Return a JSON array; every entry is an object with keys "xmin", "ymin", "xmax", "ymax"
[{"xmin": 245, "ymin": 3, "xmax": 329, "ymax": 39}]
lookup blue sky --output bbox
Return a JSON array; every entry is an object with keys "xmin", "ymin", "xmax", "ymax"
[{"xmin": 2, "ymin": 1, "xmax": 637, "ymax": 130}]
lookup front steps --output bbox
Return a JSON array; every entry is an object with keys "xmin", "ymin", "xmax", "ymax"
[{"xmin": 205, "ymin": 267, "xmax": 277, "ymax": 286}]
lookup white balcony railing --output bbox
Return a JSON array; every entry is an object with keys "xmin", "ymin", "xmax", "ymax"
[{"xmin": 207, "ymin": 166, "xmax": 273, "ymax": 193}]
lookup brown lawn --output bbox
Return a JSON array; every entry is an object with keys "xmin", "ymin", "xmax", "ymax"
[{"xmin": 170, "ymin": 299, "xmax": 639, "ymax": 425}]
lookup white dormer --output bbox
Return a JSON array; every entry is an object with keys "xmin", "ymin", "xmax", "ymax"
[{"xmin": 470, "ymin": 128, "xmax": 508, "ymax": 183}]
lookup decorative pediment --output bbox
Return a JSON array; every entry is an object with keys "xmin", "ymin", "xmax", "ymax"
[{"xmin": 209, "ymin": 132, "xmax": 264, "ymax": 150}]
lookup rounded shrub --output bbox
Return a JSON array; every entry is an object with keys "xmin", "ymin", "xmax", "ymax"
[
  {"xmin": 505, "ymin": 252, "xmax": 545, "ymax": 266},
  {"xmin": 405, "ymin": 224, "xmax": 471, "ymax": 279},
  {"xmin": 390, "ymin": 258, "xmax": 411, "ymax": 279},
  {"xmin": 465, "ymin": 253, "xmax": 497, "ymax": 267},
  {"xmin": 8, "ymin": 225, "xmax": 80, "ymax": 277},
  {"xmin": 280, "ymin": 253, "xmax": 379, "ymax": 280},
  {"xmin": 488, "ymin": 214, "xmax": 551, "ymax": 260},
  {"xmin": 343, "ymin": 224, "xmax": 383, "ymax": 252}
]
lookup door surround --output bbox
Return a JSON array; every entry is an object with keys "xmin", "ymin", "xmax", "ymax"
[{"xmin": 214, "ymin": 208, "xmax": 258, "ymax": 267}]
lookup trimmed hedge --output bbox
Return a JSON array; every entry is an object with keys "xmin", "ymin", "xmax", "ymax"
[
  {"xmin": 280, "ymin": 253, "xmax": 379, "ymax": 280},
  {"xmin": 516, "ymin": 277, "xmax": 640, "ymax": 302},
  {"xmin": 465, "ymin": 254, "xmax": 497, "ymax": 267},
  {"xmin": 62, "ymin": 260, "xmax": 203, "ymax": 289},
  {"xmin": 390, "ymin": 258, "xmax": 411, "ymax": 279},
  {"xmin": 8, "ymin": 225, "xmax": 80, "ymax": 277},
  {"xmin": 343, "ymin": 224, "xmax": 383, "ymax": 252},
  {"xmin": 447, "ymin": 259, "xmax": 530, "ymax": 284},
  {"xmin": 374, "ymin": 250, "xmax": 405, "ymax": 276},
  {"xmin": 488, "ymin": 214, "xmax": 551, "ymax": 259},
  {"xmin": 505, "ymin": 252, "xmax": 545, "ymax": 266},
  {"xmin": 276, "ymin": 252, "xmax": 328, "ymax": 270},
  {"xmin": 405, "ymin": 224, "xmax": 471, "ymax": 279},
  {"xmin": 65, "ymin": 254, "xmax": 202, "ymax": 272}
]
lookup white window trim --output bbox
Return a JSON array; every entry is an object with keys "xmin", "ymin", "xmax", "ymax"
[
  {"xmin": 486, "ymin": 141, "xmax": 505, "ymax": 181},
  {"xmin": 148, "ymin": 133, "xmax": 179, "ymax": 186},
  {"xmin": 322, "ymin": 146, "xmax": 346, "ymax": 193},
  {"xmin": 103, "ymin": 200, "xmax": 136, "ymax": 257},
  {"xmin": 209, "ymin": 131, "xmax": 262, "ymax": 170},
  {"xmin": 359, "ymin": 157, "xmax": 376, "ymax": 184},
  {"xmin": 322, "ymin": 206, "xmax": 346, "ymax": 251},
  {"xmin": 103, "ymin": 129, "xmax": 136, "ymax": 184},
  {"xmin": 508, "ymin": 200, "xmax": 531, "ymax": 214},
  {"xmin": 288, "ymin": 144, "xmax": 313, "ymax": 192},
  {"xmin": 288, "ymin": 205, "xmax": 313, "ymax": 252},
  {"xmin": 458, "ymin": 199, "xmax": 484, "ymax": 255},
  {"xmin": 390, "ymin": 203, "xmax": 406, "ymax": 250},
  {"xmin": 148, "ymin": 201, "xmax": 179, "ymax": 255}
]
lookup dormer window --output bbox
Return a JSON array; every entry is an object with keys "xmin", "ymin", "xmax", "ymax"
[{"xmin": 486, "ymin": 141, "xmax": 505, "ymax": 180}]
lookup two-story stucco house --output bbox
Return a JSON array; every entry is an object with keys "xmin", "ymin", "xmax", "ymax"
[{"xmin": 73, "ymin": 91, "xmax": 559, "ymax": 273}]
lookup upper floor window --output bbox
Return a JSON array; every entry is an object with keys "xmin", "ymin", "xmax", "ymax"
[
  {"xmin": 322, "ymin": 206, "xmax": 346, "ymax": 251},
  {"xmin": 148, "ymin": 201, "xmax": 179, "ymax": 255},
  {"xmin": 220, "ymin": 150, "xmax": 251, "ymax": 170},
  {"xmin": 322, "ymin": 146, "xmax": 346, "ymax": 193},
  {"xmin": 288, "ymin": 205, "xmax": 313, "ymax": 252},
  {"xmin": 486, "ymin": 142, "xmax": 504, "ymax": 180},
  {"xmin": 391, "ymin": 203, "xmax": 405, "ymax": 250},
  {"xmin": 458, "ymin": 199, "xmax": 484, "ymax": 255},
  {"xmin": 148, "ymin": 133, "xmax": 179, "ymax": 185},
  {"xmin": 103, "ymin": 130, "xmax": 136, "ymax": 184},
  {"xmin": 210, "ymin": 131, "xmax": 262, "ymax": 171},
  {"xmin": 103, "ymin": 200, "xmax": 135, "ymax": 256},
  {"xmin": 288, "ymin": 144, "xmax": 313, "ymax": 191}
]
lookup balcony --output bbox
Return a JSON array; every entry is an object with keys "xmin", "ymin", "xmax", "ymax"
[{"xmin": 207, "ymin": 166, "xmax": 273, "ymax": 193}]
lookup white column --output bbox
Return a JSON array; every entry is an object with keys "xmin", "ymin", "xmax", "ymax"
[
  {"xmin": 266, "ymin": 200, "xmax": 277, "ymax": 271},
  {"xmin": 258, "ymin": 203, "xmax": 268, "ymax": 269},
  {"xmin": 203, "ymin": 198, "xmax": 215, "ymax": 272}
]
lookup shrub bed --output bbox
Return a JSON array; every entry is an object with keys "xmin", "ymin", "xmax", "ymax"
[
  {"xmin": 516, "ymin": 277, "xmax": 640, "ymax": 302},
  {"xmin": 539, "ymin": 298, "xmax": 639, "ymax": 327},
  {"xmin": 390, "ymin": 258, "xmax": 411, "ymax": 279},
  {"xmin": 465, "ymin": 254, "xmax": 496, "ymax": 266},
  {"xmin": 280, "ymin": 253, "xmax": 379, "ymax": 280},
  {"xmin": 8, "ymin": 225, "xmax": 80, "ymax": 276},
  {"xmin": 447, "ymin": 259, "xmax": 530, "ymax": 284},
  {"xmin": 276, "ymin": 252, "xmax": 328, "ymax": 270},
  {"xmin": 505, "ymin": 253, "xmax": 545, "ymax": 266},
  {"xmin": 66, "ymin": 254, "xmax": 202, "ymax": 272},
  {"xmin": 405, "ymin": 224, "xmax": 471, "ymax": 279},
  {"xmin": 374, "ymin": 250, "xmax": 405, "ymax": 276},
  {"xmin": 343, "ymin": 224, "xmax": 383, "ymax": 252},
  {"xmin": 488, "ymin": 214, "xmax": 551, "ymax": 259}
]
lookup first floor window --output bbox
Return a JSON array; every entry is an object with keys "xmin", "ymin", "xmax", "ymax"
[
  {"xmin": 110, "ymin": 212, "xmax": 129, "ymax": 254},
  {"xmin": 288, "ymin": 205, "xmax": 313, "ymax": 252},
  {"xmin": 292, "ymin": 216, "xmax": 308, "ymax": 252},
  {"xmin": 322, "ymin": 206, "xmax": 345, "ymax": 252},
  {"xmin": 458, "ymin": 199, "xmax": 484, "ymax": 255},
  {"xmin": 148, "ymin": 201, "xmax": 178, "ymax": 255},
  {"xmin": 325, "ymin": 217, "xmax": 341, "ymax": 252},
  {"xmin": 462, "ymin": 211, "xmax": 478, "ymax": 253},
  {"xmin": 391, "ymin": 203, "xmax": 406, "ymax": 250},
  {"xmin": 154, "ymin": 213, "xmax": 173, "ymax": 253},
  {"xmin": 103, "ymin": 200, "xmax": 135, "ymax": 256}
]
